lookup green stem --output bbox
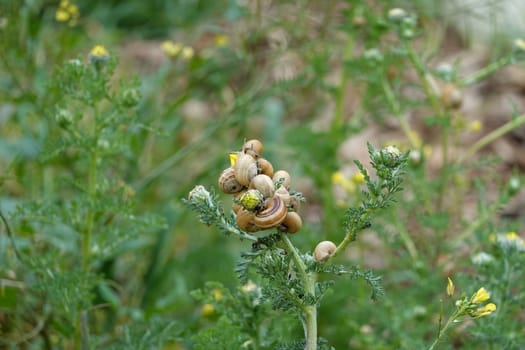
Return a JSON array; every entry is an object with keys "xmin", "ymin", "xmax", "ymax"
[
  {"xmin": 459, "ymin": 113, "xmax": 525, "ymax": 163},
  {"xmin": 282, "ymin": 235, "xmax": 317, "ymax": 350},
  {"xmin": 428, "ymin": 309, "xmax": 462, "ymax": 350},
  {"xmin": 459, "ymin": 56, "xmax": 512, "ymax": 87},
  {"xmin": 382, "ymin": 79, "xmax": 419, "ymax": 148}
]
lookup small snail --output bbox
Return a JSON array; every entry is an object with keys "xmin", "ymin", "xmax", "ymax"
[
  {"xmin": 257, "ymin": 158, "xmax": 274, "ymax": 178},
  {"xmin": 274, "ymin": 186, "xmax": 291, "ymax": 206},
  {"xmin": 218, "ymin": 167, "xmax": 244, "ymax": 194},
  {"xmin": 236, "ymin": 209, "xmax": 259, "ymax": 232},
  {"xmin": 253, "ymin": 196, "xmax": 287, "ymax": 228},
  {"xmin": 273, "ymin": 170, "xmax": 291, "ymax": 190},
  {"xmin": 279, "ymin": 211, "xmax": 302, "ymax": 234},
  {"xmin": 239, "ymin": 189, "xmax": 264, "ymax": 212},
  {"xmin": 234, "ymin": 153, "xmax": 258, "ymax": 186},
  {"xmin": 250, "ymin": 174, "xmax": 275, "ymax": 199},
  {"xmin": 313, "ymin": 241, "xmax": 337, "ymax": 262},
  {"xmin": 242, "ymin": 139, "xmax": 264, "ymax": 157}
]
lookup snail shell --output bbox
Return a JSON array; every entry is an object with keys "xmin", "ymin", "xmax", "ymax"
[
  {"xmin": 236, "ymin": 209, "xmax": 259, "ymax": 232},
  {"xmin": 279, "ymin": 211, "xmax": 302, "ymax": 234},
  {"xmin": 253, "ymin": 196, "xmax": 287, "ymax": 229},
  {"xmin": 234, "ymin": 153, "xmax": 258, "ymax": 186},
  {"xmin": 218, "ymin": 167, "xmax": 244, "ymax": 194},
  {"xmin": 257, "ymin": 158, "xmax": 274, "ymax": 178},
  {"xmin": 242, "ymin": 139, "xmax": 264, "ymax": 157},
  {"xmin": 273, "ymin": 170, "xmax": 291, "ymax": 190},
  {"xmin": 314, "ymin": 241, "xmax": 337, "ymax": 262},
  {"xmin": 250, "ymin": 174, "xmax": 275, "ymax": 199},
  {"xmin": 274, "ymin": 186, "xmax": 291, "ymax": 206}
]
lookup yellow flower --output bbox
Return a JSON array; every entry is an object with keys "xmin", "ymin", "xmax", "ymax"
[
  {"xmin": 88, "ymin": 45, "xmax": 109, "ymax": 62},
  {"xmin": 468, "ymin": 120, "xmax": 483, "ymax": 132},
  {"xmin": 214, "ymin": 34, "xmax": 229, "ymax": 47},
  {"xmin": 446, "ymin": 277, "xmax": 455, "ymax": 297},
  {"xmin": 213, "ymin": 288, "xmax": 223, "ymax": 301},
  {"xmin": 55, "ymin": 0, "xmax": 79, "ymax": 26},
  {"xmin": 161, "ymin": 40, "xmax": 182, "ymax": 58},
  {"xmin": 472, "ymin": 303, "xmax": 496, "ymax": 318},
  {"xmin": 331, "ymin": 171, "xmax": 345, "ymax": 185},
  {"xmin": 181, "ymin": 46, "xmax": 194, "ymax": 60},
  {"xmin": 352, "ymin": 172, "xmax": 365, "ymax": 184},
  {"xmin": 229, "ymin": 152, "xmax": 238, "ymax": 167},
  {"xmin": 201, "ymin": 303, "xmax": 215, "ymax": 316},
  {"xmin": 471, "ymin": 287, "xmax": 490, "ymax": 304}
]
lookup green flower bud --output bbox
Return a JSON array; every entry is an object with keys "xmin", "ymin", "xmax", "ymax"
[
  {"xmin": 122, "ymin": 88, "xmax": 141, "ymax": 108},
  {"xmin": 240, "ymin": 189, "xmax": 264, "ymax": 212},
  {"xmin": 55, "ymin": 108, "xmax": 74, "ymax": 128}
]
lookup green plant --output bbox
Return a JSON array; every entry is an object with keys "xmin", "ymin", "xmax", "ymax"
[{"xmin": 185, "ymin": 140, "xmax": 408, "ymax": 349}]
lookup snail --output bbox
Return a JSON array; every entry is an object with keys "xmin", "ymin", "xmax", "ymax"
[
  {"xmin": 249, "ymin": 174, "xmax": 275, "ymax": 199},
  {"xmin": 288, "ymin": 195, "xmax": 301, "ymax": 212},
  {"xmin": 253, "ymin": 196, "xmax": 287, "ymax": 228},
  {"xmin": 236, "ymin": 209, "xmax": 259, "ymax": 232},
  {"xmin": 279, "ymin": 211, "xmax": 302, "ymax": 234},
  {"xmin": 242, "ymin": 139, "xmax": 264, "ymax": 157},
  {"xmin": 274, "ymin": 186, "xmax": 291, "ymax": 206},
  {"xmin": 257, "ymin": 157, "xmax": 274, "ymax": 178},
  {"xmin": 218, "ymin": 167, "xmax": 244, "ymax": 194},
  {"xmin": 273, "ymin": 170, "xmax": 291, "ymax": 190},
  {"xmin": 239, "ymin": 189, "xmax": 264, "ymax": 212},
  {"xmin": 234, "ymin": 153, "xmax": 258, "ymax": 186},
  {"xmin": 313, "ymin": 241, "xmax": 337, "ymax": 262}
]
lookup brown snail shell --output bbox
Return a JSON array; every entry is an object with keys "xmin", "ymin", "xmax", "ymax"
[
  {"xmin": 274, "ymin": 186, "xmax": 291, "ymax": 206},
  {"xmin": 253, "ymin": 196, "xmax": 287, "ymax": 229},
  {"xmin": 236, "ymin": 209, "xmax": 259, "ymax": 232},
  {"xmin": 257, "ymin": 158, "xmax": 274, "ymax": 178},
  {"xmin": 242, "ymin": 139, "xmax": 264, "ymax": 157},
  {"xmin": 314, "ymin": 241, "xmax": 337, "ymax": 262},
  {"xmin": 234, "ymin": 153, "xmax": 258, "ymax": 186},
  {"xmin": 218, "ymin": 167, "xmax": 244, "ymax": 194},
  {"xmin": 250, "ymin": 174, "xmax": 275, "ymax": 199},
  {"xmin": 273, "ymin": 170, "xmax": 291, "ymax": 190},
  {"xmin": 279, "ymin": 211, "xmax": 302, "ymax": 234}
]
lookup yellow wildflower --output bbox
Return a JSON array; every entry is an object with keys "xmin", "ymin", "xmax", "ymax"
[
  {"xmin": 446, "ymin": 277, "xmax": 454, "ymax": 297},
  {"xmin": 181, "ymin": 46, "xmax": 194, "ymax": 60},
  {"xmin": 55, "ymin": 0, "xmax": 79, "ymax": 26},
  {"xmin": 472, "ymin": 302, "xmax": 497, "ymax": 318},
  {"xmin": 214, "ymin": 34, "xmax": 229, "ymax": 47},
  {"xmin": 229, "ymin": 152, "xmax": 238, "ymax": 167},
  {"xmin": 352, "ymin": 172, "xmax": 365, "ymax": 184},
  {"xmin": 468, "ymin": 120, "xmax": 483, "ymax": 132},
  {"xmin": 471, "ymin": 287, "xmax": 490, "ymax": 304},
  {"xmin": 332, "ymin": 171, "xmax": 345, "ymax": 185},
  {"xmin": 161, "ymin": 40, "xmax": 182, "ymax": 58},
  {"xmin": 88, "ymin": 45, "xmax": 109, "ymax": 63},
  {"xmin": 201, "ymin": 303, "xmax": 215, "ymax": 316},
  {"xmin": 213, "ymin": 288, "xmax": 223, "ymax": 301}
]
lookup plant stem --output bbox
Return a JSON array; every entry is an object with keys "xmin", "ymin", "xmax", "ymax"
[
  {"xmin": 459, "ymin": 56, "xmax": 511, "ymax": 87},
  {"xmin": 428, "ymin": 309, "xmax": 461, "ymax": 350},
  {"xmin": 282, "ymin": 235, "xmax": 317, "ymax": 350},
  {"xmin": 459, "ymin": 113, "xmax": 525, "ymax": 163}
]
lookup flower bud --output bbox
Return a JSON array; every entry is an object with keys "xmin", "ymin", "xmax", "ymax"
[{"xmin": 122, "ymin": 88, "xmax": 141, "ymax": 108}]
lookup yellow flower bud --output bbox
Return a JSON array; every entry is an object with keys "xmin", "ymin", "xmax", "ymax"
[
  {"xmin": 446, "ymin": 277, "xmax": 454, "ymax": 297},
  {"xmin": 472, "ymin": 303, "xmax": 496, "ymax": 318},
  {"xmin": 471, "ymin": 287, "xmax": 490, "ymax": 304}
]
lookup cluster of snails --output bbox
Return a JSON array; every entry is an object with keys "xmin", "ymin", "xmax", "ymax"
[{"xmin": 218, "ymin": 139, "xmax": 302, "ymax": 234}]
